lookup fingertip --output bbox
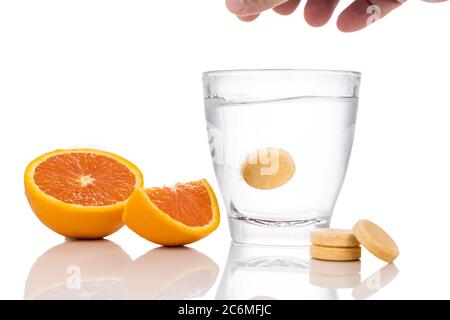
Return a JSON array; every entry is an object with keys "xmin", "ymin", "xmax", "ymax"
[
  {"xmin": 336, "ymin": 14, "xmax": 363, "ymax": 32},
  {"xmin": 238, "ymin": 14, "xmax": 260, "ymax": 22},
  {"xmin": 336, "ymin": 0, "xmax": 371, "ymax": 33},
  {"xmin": 304, "ymin": 12, "xmax": 328, "ymax": 28},
  {"xmin": 337, "ymin": 0, "xmax": 403, "ymax": 33},
  {"xmin": 273, "ymin": 0, "xmax": 301, "ymax": 16},
  {"xmin": 304, "ymin": 0, "xmax": 339, "ymax": 28},
  {"xmin": 226, "ymin": 0, "xmax": 246, "ymax": 14}
]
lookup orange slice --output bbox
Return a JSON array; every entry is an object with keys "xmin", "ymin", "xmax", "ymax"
[
  {"xmin": 24, "ymin": 149, "xmax": 144, "ymax": 239},
  {"xmin": 123, "ymin": 179, "xmax": 220, "ymax": 246}
]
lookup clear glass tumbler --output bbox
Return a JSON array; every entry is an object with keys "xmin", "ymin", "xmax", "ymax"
[{"xmin": 203, "ymin": 69, "xmax": 361, "ymax": 245}]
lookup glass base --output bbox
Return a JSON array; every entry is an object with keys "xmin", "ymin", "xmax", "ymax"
[{"xmin": 229, "ymin": 212, "xmax": 331, "ymax": 246}]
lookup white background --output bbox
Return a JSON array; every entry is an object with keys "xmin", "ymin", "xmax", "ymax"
[{"xmin": 1, "ymin": 0, "xmax": 450, "ymax": 300}]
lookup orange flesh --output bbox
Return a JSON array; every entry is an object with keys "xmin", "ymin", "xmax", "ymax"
[
  {"xmin": 34, "ymin": 153, "xmax": 136, "ymax": 206},
  {"xmin": 146, "ymin": 181, "xmax": 212, "ymax": 227}
]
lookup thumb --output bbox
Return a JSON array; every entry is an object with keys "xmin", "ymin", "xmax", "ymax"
[{"xmin": 225, "ymin": 0, "xmax": 290, "ymax": 16}]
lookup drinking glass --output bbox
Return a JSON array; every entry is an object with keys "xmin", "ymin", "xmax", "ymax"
[{"xmin": 203, "ymin": 69, "xmax": 361, "ymax": 245}]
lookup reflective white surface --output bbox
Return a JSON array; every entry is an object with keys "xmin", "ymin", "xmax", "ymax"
[
  {"xmin": 24, "ymin": 240, "xmax": 218, "ymax": 300},
  {"xmin": 217, "ymin": 244, "xmax": 399, "ymax": 300},
  {"xmin": 0, "ymin": 214, "xmax": 447, "ymax": 300},
  {"xmin": 18, "ymin": 239, "xmax": 403, "ymax": 300}
]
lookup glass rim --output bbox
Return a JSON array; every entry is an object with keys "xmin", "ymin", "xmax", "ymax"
[{"xmin": 202, "ymin": 68, "xmax": 361, "ymax": 78}]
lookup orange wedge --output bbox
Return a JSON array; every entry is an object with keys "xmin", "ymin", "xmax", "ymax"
[
  {"xmin": 123, "ymin": 179, "xmax": 220, "ymax": 246},
  {"xmin": 24, "ymin": 149, "xmax": 143, "ymax": 239}
]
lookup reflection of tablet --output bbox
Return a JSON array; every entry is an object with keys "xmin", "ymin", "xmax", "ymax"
[
  {"xmin": 310, "ymin": 273, "xmax": 361, "ymax": 289},
  {"xmin": 352, "ymin": 264, "xmax": 399, "ymax": 300},
  {"xmin": 309, "ymin": 259, "xmax": 361, "ymax": 276}
]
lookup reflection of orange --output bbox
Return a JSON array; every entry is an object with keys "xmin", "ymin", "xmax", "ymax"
[
  {"xmin": 24, "ymin": 240, "xmax": 132, "ymax": 300},
  {"xmin": 124, "ymin": 247, "xmax": 219, "ymax": 299},
  {"xmin": 24, "ymin": 149, "xmax": 143, "ymax": 238},
  {"xmin": 123, "ymin": 179, "xmax": 220, "ymax": 246}
]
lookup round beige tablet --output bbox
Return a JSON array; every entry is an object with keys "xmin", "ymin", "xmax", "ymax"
[
  {"xmin": 311, "ymin": 228, "xmax": 359, "ymax": 248},
  {"xmin": 352, "ymin": 219, "xmax": 399, "ymax": 263},
  {"xmin": 310, "ymin": 245, "xmax": 361, "ymax": 262},
  {"xmin": 241, "ymin": 148, "xmax": 295, "ymax": 190}
]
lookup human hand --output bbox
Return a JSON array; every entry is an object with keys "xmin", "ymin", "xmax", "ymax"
[{"xmin": 225, "ymin": 0, "xmax": 447, "ymax": 32}]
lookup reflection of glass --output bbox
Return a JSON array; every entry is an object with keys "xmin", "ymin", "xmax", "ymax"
[
  {"xmin": 25, "ymin": 240, "xmax": 131, "ymax": 299},
  {"xmin": 125, "ymin": 247, "xmax": 219, "ymax": 300},
  {"xmin": 216, "ymin": 243, "xmax": 337, "ymax": 300},
  {"xmin": 203, "ymin": 69, "xmax": 361, "ymax": 245},
  {"xmin": 25, "ymin": 241, "xmax": 218, "ymax": 300}
]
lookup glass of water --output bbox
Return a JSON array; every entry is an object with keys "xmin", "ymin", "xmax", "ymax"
[{"xmin": 203, "ymin": 69, "xmax": 361, "ymax": 245}]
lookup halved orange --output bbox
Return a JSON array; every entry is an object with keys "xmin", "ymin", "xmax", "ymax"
[
  {"xmin": 24, "ymin": 149, "xmax": 144, "ymax": 239},
  {"xmin": 123, "ymin": 179, "xmax": 220, "ymax": 246}
]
